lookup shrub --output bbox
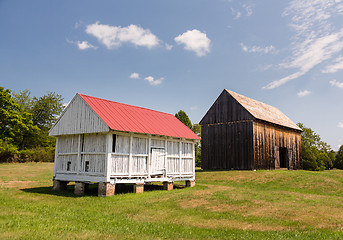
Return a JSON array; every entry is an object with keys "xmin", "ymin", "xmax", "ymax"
[{"xmin": 0, "ymin": 140, "xmax": 19, "ymax": 163}]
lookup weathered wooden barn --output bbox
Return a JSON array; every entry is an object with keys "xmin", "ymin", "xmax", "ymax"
[
  {"xmin": 200, "ymin": 89, "xmax": 302, "ymax": 170},
  {"xmin": 49, "ymin": 93, "xmax": 200, "ymax": 196}
]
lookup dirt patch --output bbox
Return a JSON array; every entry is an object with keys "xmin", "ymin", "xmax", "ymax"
[{"xmin": 0, "ymin": 180, "xmax": 35, "ymax": 189}]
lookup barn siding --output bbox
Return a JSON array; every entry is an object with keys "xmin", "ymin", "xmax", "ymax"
[
  {"xmin": 253, "ymin": 121, "xmax": 302, "ymax": 170},
  {"xmin": 49, "ymin": 95, "xmax": 109, "ymax": 136},
  {"xmin": 201, "ymin": 121, "xmax": 254, "ymax": 170},
  {"xmin": 200, "ymin": 90, "xmax": 254, "ymax": 125}
]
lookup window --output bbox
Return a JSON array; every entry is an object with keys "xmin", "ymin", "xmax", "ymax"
[
  {"xmin": 67, "ymin": 161, "xmax": 71, "ymax": 171},
  {"xmin": 85, "ymin": 161, "xmax": 90, "ymax": 172},
  {"xmin": 112, "ymin": 134, "xmax": 117, "ymax": 152}
]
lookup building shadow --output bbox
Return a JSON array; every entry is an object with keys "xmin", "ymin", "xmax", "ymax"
[{"xmin": 21, "ymin": 182, "xmax": 186, "ymax": 197}]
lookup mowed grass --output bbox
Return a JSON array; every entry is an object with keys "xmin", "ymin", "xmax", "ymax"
[{"xmin": 1, "ymin": 163, "xmax": 343, "ymax": 239}]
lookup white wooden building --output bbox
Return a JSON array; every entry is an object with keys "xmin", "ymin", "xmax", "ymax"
[{"xmin": 49, "ymin": 93, "xmax": 200, "ymax": 196}]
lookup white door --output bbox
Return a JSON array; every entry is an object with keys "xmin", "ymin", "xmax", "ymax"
[{"xmin": 150, "ymin": 148, "xmax": 165, "ymax": 175}]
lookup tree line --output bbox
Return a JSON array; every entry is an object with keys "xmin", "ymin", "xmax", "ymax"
[{"xmin": 0, "ymin": 87, "xmax": 63, "ymax": 162}]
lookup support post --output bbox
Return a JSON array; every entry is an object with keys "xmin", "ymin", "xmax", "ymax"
[
  {"xmin": 98, "ymin": 182, "xmax": 115, "ymax": 197},
  {"xmin": 133, "ymin": 183, "xmax": 144, "ymax": 193},
  {"xmin": 74, "ymin": 181, "xmax": 86, "ymax": 195},
  {"xmin": 52, "ymin": 180, "xmax": 68, "ymax": 191},
  {"xmin": 106, "ymin": 133, "xmax": 113, "ymax": 182},
  {"xmin": 163, "ymin": 181, "xmax": 173, "ymax": 191},
  {"xmin": 186, "ymin": 180, "xmax": 196, "ymax": 187}
]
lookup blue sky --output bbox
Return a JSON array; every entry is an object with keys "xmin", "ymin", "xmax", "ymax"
[{"xmin": 1, "ymin": 0, "xmax": 343, "ymax": 150}]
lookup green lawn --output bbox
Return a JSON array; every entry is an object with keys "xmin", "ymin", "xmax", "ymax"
[{"xmin": 1, "ymin": 163, "xmax": 343, "ymax": 239}]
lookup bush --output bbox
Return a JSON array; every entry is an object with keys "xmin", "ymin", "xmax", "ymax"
[
  {"xmin": 18, "ymin": 147, "xmax": 54, "ymax": 162},
  {"xmin": 0, "ymin": 140, "xmax": 19, "ymax": 163},
  {"xmin": 0, "ymin": 140, "xmax": 54, "ymax": 163}
]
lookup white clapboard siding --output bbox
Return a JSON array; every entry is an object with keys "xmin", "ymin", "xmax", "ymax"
[
  {"xmin": 167, "ymin": 157, "xmax": 180, "ymax": 173},
  {"xmin": 115, "ymin": 135, "xmax": 130, "ymax": 154},
  {"xmin": 111, "ymin": 155, "xmax": 129, "ymax": 174},
  {"xmin": 83, "ymin": 133, "xmax": 106, "ymax": 152},
  {"xmin": 132, "ymin": 137, "xmax": 148, "ymax": 154},
  {"xmin": 151, "ymin": 139, "xmax": 164, "ymax": 148},
  {"xmin": 56, "ymin": 155, "xmax": 78, "ymax": 172},
  {"xmin": 83, "ymin": 154, "xmax": 106, "ymax": 173},
  {"xmin": 49, "ymin": 94, "xmax": 109, "ymax": 136},
  {"xmin": 131, "ymin": 156, "xmax": 148, "ymax": 174},
  {"xmin": 57, "ymin": 135, "xmax": 79, "ymax": 153}
]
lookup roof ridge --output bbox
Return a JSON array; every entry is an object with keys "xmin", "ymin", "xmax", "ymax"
[{"xmin": 78, "ymin": 93, "xmax": 174, "ymax": 117}]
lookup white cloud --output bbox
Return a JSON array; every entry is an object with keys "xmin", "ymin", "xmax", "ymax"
[
  {"xmin": 297, "ymin": 90, "xmax": 311, "ymax": 97},
  {"xmin": 322, "ymin": 56, "xmax": 343, "ymax": 73},
  {"xmin": 240, "ymin": 43, "xmax": 277, "ymax": 54},
  {"xmin": 174, "ymin": 29, "xmax": 211, "ymax": 57},
  {"xmin": 66, "ymin": 38, "xmax": 97, "ymax": 50},
  {"xmin": 165, "ymin": 43, "xmax": 173, "ymax": 50},
  {"xmin": 77, "ymin": 41, "xmax": 97, "ymax": 50},
  {"xmin": 86, "ymin": 22, "xmax": 160, "ymax": 49},
  {"xmin": 263, "ymin": 0, "xmax": 343, "ymax": 89},
  {"xmin": 330, "ymin": 79, "xmax": 343, "ymax": 88},
  {"xmin": 338, "ymin": 122, "xmax": 343, "ymax": 128},
  {"xmin": 144, "ymin": 76, "xmax": 164, "ymax": 86},
  {"xmin": 190, "ymin": 106, "xmax": 198, "ymax": 111},
  {"xmin": 129, "ymin": 72, "xmax": 140, "ymax": 79}
]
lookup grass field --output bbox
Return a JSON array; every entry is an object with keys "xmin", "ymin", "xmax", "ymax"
[{"xmin": 1, "ymin": 163, "xmax": 343, "ymax": 239}]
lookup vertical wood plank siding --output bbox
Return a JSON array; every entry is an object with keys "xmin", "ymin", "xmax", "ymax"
[
  {"xmin": 49, "ymin": 95, "xmax": 109, "ymax": 136},
  {"xmin": 201, "ymin": 121, "xmax": 254, "ymax": 170},
  {"xmin": 253, "ymin": 121, "xmax": 302, "ymax": 170},
  {"xmin": 56, "ymin": 133, "xmax": 106, "ymax": 174}
]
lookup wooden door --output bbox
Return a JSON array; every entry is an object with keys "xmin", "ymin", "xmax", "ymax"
[
  {"xmin": 150, "ymin": 148, "xmax": 165, "ymax": 176},
  {"xmin": 274, "ymin": 146, "xmax": 280, "ymax": 169}
]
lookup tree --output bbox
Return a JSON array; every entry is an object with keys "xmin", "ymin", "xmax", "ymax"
[
  {"xmin": 297, "ymin": 123, "xmax": 332, "ymax": 171},
  {"xmin": 334, "ymin": 145, "xmax": 343, "ymax": 169},
  {"xmin": 31, "ymin": 92, "xmax": 64, "ymax": 130},
  {"xmin": 192, "ymin": 124, "xmax": 201, "ymax": 167},
  {"xmin": 0, "ymin": 87, "xmax": 39, "ymax": 149},
  {"xmin": 175, "ymin": 110, "xmax": 192, "ymax": 129}
]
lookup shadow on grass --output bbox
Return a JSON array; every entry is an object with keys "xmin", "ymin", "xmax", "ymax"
[{"xmin": 21, "ymin": 183, "xmax": 186, "ymax": 197}]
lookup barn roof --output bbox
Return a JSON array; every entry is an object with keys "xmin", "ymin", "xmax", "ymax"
[
  {"xmin": 225, "ymin": 90, "xmax": 302, "ymax": 131},
  {"xmin": 78, "ymin": 94, "xmax": 200, "ymax": 140}
]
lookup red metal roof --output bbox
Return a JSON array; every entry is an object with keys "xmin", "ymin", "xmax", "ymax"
[{"xmin": 78, "ymin": 94, "xmax": 200, "ymax": 140}]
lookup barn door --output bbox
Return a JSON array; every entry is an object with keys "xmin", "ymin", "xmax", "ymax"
[
  {"xmin": 288, "ymin": 149, "xmax": 293, "ymax": 170},
  {"xmin": 150, "ymin": 148, "xmax": 165, "ymax": 176},
  {"xmin": 274, "ymin": 146, "xmax": 280, "ymax": 169}
]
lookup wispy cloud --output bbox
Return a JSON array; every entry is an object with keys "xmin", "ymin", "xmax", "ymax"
[
  {"xmin": 144, "ymin": 76, "xmax": 164, "ymax": 86},
  {"xmin": 329, "ymin": 79, "xmax": 343, "ymax": 88},
  {"xmin": 263, "ymin": 0, "xmax": 343, "ymax": 89},
  {"xmin": 174, "ymin": 29, "xmax": 211, "ymax": 57},
  {"xmin": 129, "ymin": 72, "xmax": 140, "ymax": 79},
  {"xmin": 231, "ymin": 3, "xmax": 253, "ymax": 19},
  {"xmin": 322, "ymin": 56, "xmax": 343, "ymax": 73},
  {"xmin": 243, "ymin": 4, "xmax": 253, "ymax": 16},
  {"xmin": 231, "ymin": 8, "xmax": 241, "ymax": 19},
  {"xmin": 86, "ymin": 22, "xmax": 160, "ymax": 49},
  {"xmin": 297, "ymin": 90, "xmax": 311, "ymax": 97},
  {"xmin": 338, "ymin": 122, "xmax": 343, "ymax": 128},
  {"xmin": 240, "ymin": 43, "xmax": 277, "ymax": 54}
]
